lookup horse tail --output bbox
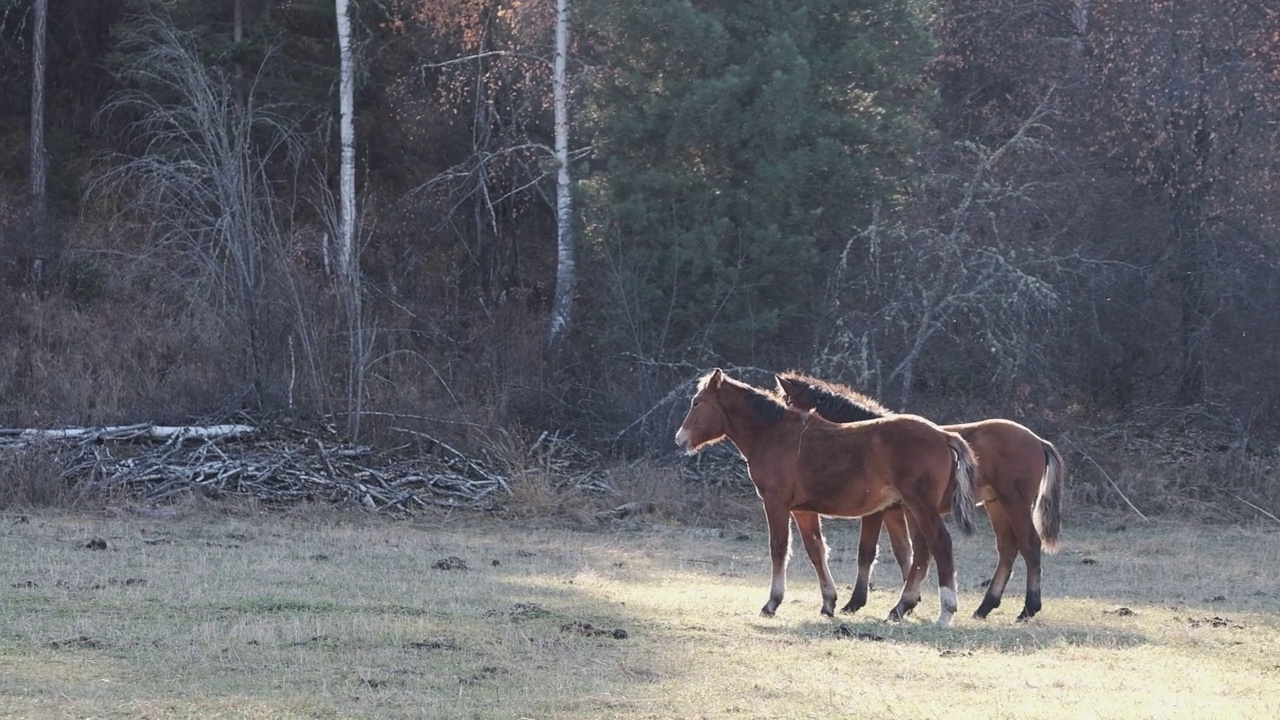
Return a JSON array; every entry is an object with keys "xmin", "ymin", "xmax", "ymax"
[
  {"xmin": 946, "ymin": 433, "xmax": 979, "ymax": 536},
  {"xmin": 1034, "ymin": 439, "xmax": 1066, "ymax": 553}
]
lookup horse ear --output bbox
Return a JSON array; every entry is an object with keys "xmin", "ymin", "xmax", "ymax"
[
  {"xmin": 708, "ymin": 368, "xmax": 724, "ymax": 388},
  {"xmin": 775, "ymin": 374, "xmax": 793, "ymax": 395}
]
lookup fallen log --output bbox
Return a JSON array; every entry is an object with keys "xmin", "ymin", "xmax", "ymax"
[{"xmin": 0, "ymin": 424, "xmax": 255, "ymax": 443}]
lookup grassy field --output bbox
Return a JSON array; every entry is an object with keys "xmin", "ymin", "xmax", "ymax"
[{"xmin": 1, "ymin": 506, "xmax": 1278, "ymax": 719}]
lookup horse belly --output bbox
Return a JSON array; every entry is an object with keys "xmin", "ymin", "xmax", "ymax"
[{"xmin": 793, "ymin": 484, "xmax": 901, "ymax": 519}]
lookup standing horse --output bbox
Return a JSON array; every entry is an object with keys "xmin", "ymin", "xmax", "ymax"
[
  {"xmin": 775, "ymin": 371, "xmax": 1065, "ymax": 621},
  {"xmin": 675, "ymin": 369, "xmax": 980, "ymax": 626}
]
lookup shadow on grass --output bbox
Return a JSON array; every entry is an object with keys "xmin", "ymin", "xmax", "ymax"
[{"xmin": 780, "ymin": 616, "xmax": 1152, "ymax": 653}]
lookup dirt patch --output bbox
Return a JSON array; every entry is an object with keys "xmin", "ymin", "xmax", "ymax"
[
  {"xmin": 458, "ymin": 665, "xmax": 505, "ymax": 685},
  {"xmin": 560, "ymin": 620, "xmax": 628, "ymax": 639},
  {"xmin": 1187, "ymin": 616, "xmax": 1242, "ymax": 629},
  {"xmin": 46, "ymin": 635, "xmax": 101, "ymax": 649},
  {"xmin": 406, "ymin": 637, "xmax": 458, "ymax": 651},
  {"xmin": 432, "ymin": 556, "xmax": 468, "ymax": 570},
  {"xmin": 486, "ymin": 602, "xmax": 550, "ymax": 620},
  {"xmin": 834, "ymin": 624, "xmax": 884, "ymax": 641}
]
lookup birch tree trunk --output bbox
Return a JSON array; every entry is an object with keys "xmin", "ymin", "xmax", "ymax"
[
  {"xmin": 547, "ymin": 0, "xmax": 575, "ymax": 350},
  {"xmin": 336, "ymin": 0, "xmax": 357, "ymax": 280},
  {"xmin": 28, "ymin": 0, "xmax": 48, "ymax": 282},
  {"xmin": 335, "ymin": 0, "xmax": 367, "ymax": 439}
]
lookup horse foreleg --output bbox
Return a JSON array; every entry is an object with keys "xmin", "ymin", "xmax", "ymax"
[
  {"xmin": 974, "ymin": 501, "xmax": 1016, "ymax": 620},
  {"xmin": 793, "ymin": 511, "xmax": 837, "ymax": 617},
  {"xmin": 843, "ymin": 512, "xmax": 883, "ymax": 614},
  {"xmin": 760, "ymin": 502, "xmax": 792, "ymax": 618},
  {"xmin": 888, "ymin": 517, "xmax": 931, "ymax": 622}
]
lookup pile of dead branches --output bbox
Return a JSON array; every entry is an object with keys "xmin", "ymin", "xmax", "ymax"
[{"xmin": 0, "ymin": 422, "xmax": 611, "ymax": 512}]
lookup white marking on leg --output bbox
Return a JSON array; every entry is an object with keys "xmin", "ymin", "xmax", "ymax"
[
  {"xmin": 817, "ymin": 536, "xmax": 836, "ymax": 601},
  {"xmin": 937, "ymin": 586, "xmax": 958, "ymax": 626},
  {"xmin": 771, "ymin": 570, "xmax": 786, "ymax": 602}
]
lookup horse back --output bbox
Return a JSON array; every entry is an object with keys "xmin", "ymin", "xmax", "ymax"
[
  {"xmin": 943, "ymin": 418, "xmax": 1047, "ymax": 503},
  {"xmin": 785, "ymin": 414, "xmax": 955, "ymax": 517}
]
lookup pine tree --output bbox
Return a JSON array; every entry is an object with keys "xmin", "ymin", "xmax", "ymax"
[{"xmin": 579, "ymin": 0, "xmax": 933, "ymax": 367}]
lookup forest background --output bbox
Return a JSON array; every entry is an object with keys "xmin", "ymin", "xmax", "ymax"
[{"xmin": 1, "ymin": 0, "xmax": 1278, "ymax": 522}]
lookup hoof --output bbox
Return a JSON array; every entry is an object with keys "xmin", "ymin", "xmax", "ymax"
[
  {"xmin": 820, "ymin": 592, "xmax": 838, "ymax": 617},
  {"xmin": 760, "ymin": 604, "xmax": 777, "ymax": 618},
  {"xmin": 888, "ymin": 598, "xmax": 918, "ymax": 621},
  {"xmin": 1020, "ymin": 593, "xmax": 1042, "ymax": 620},
  {"xmin": 974, "ymin": 594, "xmax": 1000, "ymax": 620},
  {"xmin": 839, "ymin": 601, "xmax": 862, "ymax": 615}
]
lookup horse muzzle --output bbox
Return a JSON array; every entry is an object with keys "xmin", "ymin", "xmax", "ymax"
[{"xmin": 674, "ymin": 427, "xmax": 694, "ymax": 453}]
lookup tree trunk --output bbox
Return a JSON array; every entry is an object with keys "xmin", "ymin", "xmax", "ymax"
[
  {"xmin": 336, "ymin": 0, "xmax": 356, "ymax": 280},
  {"xmin": 1173, "ymin": 193, "xmax": 1207, "ymax": 406},
  {"xmin": 335, "ymin": 0, "xmax": 366, "ymax": 439},
  {"xmin": 547, "ymin": 0, "xmax": 575, "ymax": 350},
  {"xmin": 1171, "ymin": 23, "xmax": 1210, "ymax": 408},
  {"xmin": 29, "ymin": 0, "xmax": 48, "ymax": 282},
  {"xmin": 233, "ymin": 0, "xmax": 245, "ymax": 112}
]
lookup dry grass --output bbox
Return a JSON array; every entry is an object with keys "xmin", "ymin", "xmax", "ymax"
[
  {"xmin": 0, "ymin": 507, "xmax": 1278, "ymax": 719},
  {"xmin": 0, "ymin": 444, "xmax": 106, "ymax": 510},
  {"xmin": 1066, "ymin": 422, "xmax": 1280, "ymax": 524}
]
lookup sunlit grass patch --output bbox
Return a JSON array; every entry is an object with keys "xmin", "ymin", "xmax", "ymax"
[{"xmin": 1, "ymin": 511, "xmax": 1278, "ymax": 719}]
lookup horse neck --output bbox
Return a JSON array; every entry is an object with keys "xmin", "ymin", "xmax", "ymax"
[
  {"xmin": 817, "ymin": 393, "xmax": 884, "ymax": 422},
  {"xmin": 720, "ymin": 398, "xmax": 799, "ymax": 461}
]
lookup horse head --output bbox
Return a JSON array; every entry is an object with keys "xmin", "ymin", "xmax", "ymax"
[
  {"xmin": 775, "ymin": 374, "xmax": 819, "ymax": 411},
  {"xmin": 675, "ymin": 368, "xmax": 730, "ymax": 453}
]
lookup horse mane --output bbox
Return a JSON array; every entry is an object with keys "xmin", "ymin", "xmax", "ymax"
[
  {"xmin": 701, "ymin": 370, "xmax": 789, "ymax": 426},
  {"xmin": 777, "ymin": 371, "xmax": 894, "ymax": 423}
]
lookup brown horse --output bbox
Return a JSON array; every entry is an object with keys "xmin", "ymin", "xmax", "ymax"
[
  {"xmin": 675, "ymin": 369, "xmax": 980, "ymax": 626},
  {"xmin": 775, "ymin": 371, "xmax": 1065, "ymax": 621}
]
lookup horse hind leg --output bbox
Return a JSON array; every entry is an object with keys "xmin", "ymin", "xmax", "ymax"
[
  {"xmin": 1015, "ymin": 508, "xmax": 1044, "ymax": 621},
  {"xmin": 898, "ymin": 501, "xmax": 961, "ymax": 627},
  {"xmin": 974, "ymin": 501, "xmax": 1017, "ymax": 620},
  {"xmin": 843, "ymin": 512, "xmax": 885, "ymax": 614},
  {"xmin": 925, "ymin": 517, "xmax": 960, "ymax": 627},
  {"xmin": 885, "ymin": 509, "xmax": 914, "ymax": 584},
  {"xmin": 888, "ymin": 509, "xmax": 933, "ymax": 622}
]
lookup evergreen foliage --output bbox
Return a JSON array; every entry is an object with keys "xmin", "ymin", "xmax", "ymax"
[{"xmin": 579, "ymin": 0, "xmax": 933, "ymax": 366}]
